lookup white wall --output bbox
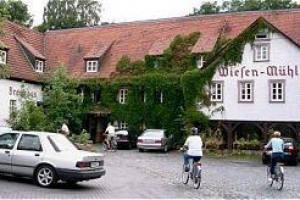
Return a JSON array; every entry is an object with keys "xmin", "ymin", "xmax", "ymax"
[
  {"xmin": 201, "ymin": 32, "xmax": 300, "ymax": 122},
  {"xmin": 0, "ymin": 79, "xmax": 43, "ymax": 127}
]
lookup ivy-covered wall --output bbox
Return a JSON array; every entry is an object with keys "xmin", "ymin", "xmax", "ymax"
[{"xmin": 81, "ymin": 18, "xmax": 274, "ymax": 145}]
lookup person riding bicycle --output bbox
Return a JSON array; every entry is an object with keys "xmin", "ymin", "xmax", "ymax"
[
  {"xmin": 104, "ymin": 122, "xmax": 116, "ymax": 149},
  {"xmin": 182, "ymin": 127, "xmax": 203, "ymax": 172},
  {"xmin": 264, "ymin": 130, "xmax": 284, "ymax": 179}
]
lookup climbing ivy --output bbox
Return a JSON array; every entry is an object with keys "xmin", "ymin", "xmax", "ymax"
[{"xmin": 81, "ymin": 18, "xmax": 274, "ymax": 145}]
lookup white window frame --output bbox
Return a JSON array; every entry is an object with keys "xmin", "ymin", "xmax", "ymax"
[
  {"xmin": 9, "ymin": 100, "xmax": 17, "ymax": 112},
  {"xmin": 238, "ymin": 81, "xmax": 254, "ymax": 102},
  {"xmin": 269, "ymin": 80, "xmax": 285, "ymax": 103},
  {"xmin": 210, "ymin": 82, "xmax": 223, "ymax": 102},
  {"xmin": 35, "ymin": 60, "xmax": 44, "ymax": 73},
  {"xmin": 159, "ymin": 91, "xmax": 163, "ymax": 103},
  {"xmin": 197, "ymin": 56, "xmax": 205, "ymax": 69},
  {"xmin": 118, "ymin": 89, "xmax": 128, "ymax": 104},
  {"xmin": 254, "ymin": 44, "xmax": 269, "ymax": 62},
  {"xmin": 119, "ymin": 121, "xmax": 128, "ymax": 130},
  {"xmin": 86, "ymin": 60, "xmax": 99, "ymax": 73},
  {"xmin": 0, "ymin": 50, "xmax": 7, "ymax": 65}
]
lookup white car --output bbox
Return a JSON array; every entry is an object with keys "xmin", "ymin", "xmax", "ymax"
[
  {"xmin": 0, "ymin": 131, "xmax": 105, "ymax": 187},
  {"xmin": 137, "ymin": 129, "xmax": 169, "ymax": 152}
]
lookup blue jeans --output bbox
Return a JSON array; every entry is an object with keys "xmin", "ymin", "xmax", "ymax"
[
  {"xmin": 270, "ymin": 152, "xmax": 284, "ymax": 175},
  {"xmin": 183, "ymin": 152, "xmax": 202, "ymax": 172}
]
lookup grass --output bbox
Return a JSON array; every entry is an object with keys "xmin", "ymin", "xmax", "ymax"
[{"xmin": 204, "ymin": 149, "xmax": 262, "ymax": 162}]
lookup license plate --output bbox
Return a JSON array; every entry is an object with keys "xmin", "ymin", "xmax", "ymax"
[{"xmin": 90, "ymin": 161, "xmax": 99, "ymax": 167}]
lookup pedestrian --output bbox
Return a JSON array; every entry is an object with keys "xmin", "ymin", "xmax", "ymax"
[{"xmin": 61, "ymin": 121, "xmax": 70, "ymax": 136}]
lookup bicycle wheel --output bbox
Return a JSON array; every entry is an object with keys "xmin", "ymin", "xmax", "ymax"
[
  {"xmin": 102, "ymin": 142, "xmax": 108, "ymax": 151},
  {"xmin": 274, "ymin": 166, "xmax": 284, "ymax": 190},
  {"xmin": 181, "ymin": 165, "xmax": 189, "ymax": 184},
  {"xmin": 193, "ymin": 166, "xmax": 201, "ymax": 189},
  {"xmin": 266, "ymin": 166, "xmax": 273, "ymax": 187}
]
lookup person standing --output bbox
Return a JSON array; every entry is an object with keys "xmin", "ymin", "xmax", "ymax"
[{"xmin": 61, "ymin": 122, "xmax": 70, "ymax": 136}]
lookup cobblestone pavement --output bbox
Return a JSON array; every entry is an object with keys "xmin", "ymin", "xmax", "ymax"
[{"xmin": 0, "ymin": 149, "xmax": 299, "ymax": 199}]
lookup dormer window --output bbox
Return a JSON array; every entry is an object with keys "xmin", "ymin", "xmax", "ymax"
[
  {"xmin": 0, "ymin": 50, "xmax": 7, "ymax": 65},
  {"xmin": 35, "ymin": 60, "xmax": 44, "ymax": 73},
  {"xmin": 86, "ymin": 60, "xmax": 99, "ymax": 72},
  {"xmin": 255, "ymin": 29, "xmax": 270, "ymax": 40},
  {"xmin": 197, "ymin": 56, "xmax": 205, "ymax": 69}
]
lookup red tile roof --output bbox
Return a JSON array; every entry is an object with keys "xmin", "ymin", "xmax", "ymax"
[
  {"xmin": 0, "ymin": 21, "xmax": 45, "ymax": 82},
  {"xmin": 3, "ymin": 9, "xmax": 300, "ymax": 81}
]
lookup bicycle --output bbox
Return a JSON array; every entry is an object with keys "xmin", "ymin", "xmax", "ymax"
[
  {"xmin": 102, "ymin": 134, "xmax": 117, "ymax": 152},
  {"xmin": 265, "ymin": 151, "xmax": 284, "ymax": 190},
  {"xmin": 181, "ymin": 150, "xmax": 202, "ymax": 189}
]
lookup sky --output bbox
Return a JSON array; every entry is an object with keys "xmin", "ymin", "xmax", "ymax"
[{"xmin": 21, "ymin": 0, "xmax": 204, "ymax": 26}]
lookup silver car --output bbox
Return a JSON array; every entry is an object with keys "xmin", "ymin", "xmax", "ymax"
[
  {"xmin": 0, "ymin": 131, "xmax": 105, "ymax": 187},
  {"xmin": 137, "ymin": 129, "xmax": 169, "ymax": 152}
]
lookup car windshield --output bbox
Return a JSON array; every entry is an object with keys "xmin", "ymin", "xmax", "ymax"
[
  {"xmin": 48, "ymin": 134, "xmax": 77, "ymax": 152},
  {"xmin": 143, "ymin": 131, "xmax": 163, "ymax": 137}
]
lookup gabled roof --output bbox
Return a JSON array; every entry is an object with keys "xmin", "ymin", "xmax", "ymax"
[
  {"xmin": 3, "ymin": 9, "xmax": 300, "ymax": 81},
  {"xmin": 84, "ymin": 42, "xmax": 113, "ymax": 59},
  {"xmin": 15, "ymin": 36, "xmax": 46, "ymax": 60},
  {"xmin": 0, "ymin": 20, "xmax": 45, "ymax": 82}
]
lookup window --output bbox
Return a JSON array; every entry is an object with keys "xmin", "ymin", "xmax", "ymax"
[
  {"xmin": 197, "ymin": 56, "xmax": 205, "ymax": 69},
  {"xmin": 86, "ymin": 60, "xmax": 99, "ymax": 72},
  {"xmin": 35, "ymin": 60, "xmax": 44, "ymax": 72},
  {"xmin": 210, "ymin": 82, "xmax": 223, "ymax": 102},
  {"xmin": 17, "ymin": 134, "xmax": 42, "ymax": 151},
  {"xmin": 10, "ymin": 100, "xmax": 17, "ymax": 112},
  {"xmin": 269, "ymin": 80, "xmax": 285, "ymax": 102},
  {"xmin": 0, "ymin": 50, "xmax": 7, "ymax": 65},
  {"xmin": 255, "ymin": 31, "xmax": 270, "ymax": 40},
  {"xmin": 119, "ymin": 121, "xmax": 128, "ymax": 130},
  {"xmin": 118, "ymin": 89, "xmax": 128, "ymax": 104},
  {"xmin": 254, "ymin": 44, "xmax": 269, "ymax": 61},
  {"xmin": 238, "ymin": 81, "xmax": 254, "ymax": 102},
  {"xmin": 0, "ymin": 133, "xmax": 19, "ymax": 149},
  {"xmin": 93, "ymin": 89, "xmax": 101, "ymax": 103}
]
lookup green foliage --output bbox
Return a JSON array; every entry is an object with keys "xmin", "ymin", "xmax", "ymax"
[
  {"xmin": 0, "ymin": 0, "xmax": 33, "ymax": 27},
  {"xmin": 42, "ymin": 65, "xmax": 85, "ymax": 133},
  {"xmin": 191, "ymin": 0, "xmax": 300, "ymax": 16},
  {"xmin": 233, "ymin": 138, "xmax": 260, "ymax": 150},
  {"xmin": 38, "ymin": 0, "xmax": 101, "ymax": 32},
  {"xmin": 71, "ymin": 129, "xmax": 91, "ymax": 144}
]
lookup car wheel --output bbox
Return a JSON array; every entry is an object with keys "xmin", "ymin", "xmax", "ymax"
[
  {"xmin": 35, "ymin": 165, "xmax": 57, "ymax": 188},
  {"xmin": 138, "ymin": 148, "xmax": 144, "ymax": 152},
  {"xmin": 66, "ymin": 181, "xmax": 78, "ymax": 185}
]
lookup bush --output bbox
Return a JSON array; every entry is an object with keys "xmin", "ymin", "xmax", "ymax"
[{"xmin": 71, "ymin": 129, "xmax": 91, "ymax": 144}]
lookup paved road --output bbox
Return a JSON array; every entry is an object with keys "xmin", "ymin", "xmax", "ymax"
[{"xmin": 0, "ymin": 149, "xmax": 299, "ymax": 199}]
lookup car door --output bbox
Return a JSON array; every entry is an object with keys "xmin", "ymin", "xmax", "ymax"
[
  {"xmin": 11, "ymin": 134, "xmax": 44, "ymax": 176},
  {"xmin": 0, "ymin": 132, "xmax": 19, "ymax": 173}
]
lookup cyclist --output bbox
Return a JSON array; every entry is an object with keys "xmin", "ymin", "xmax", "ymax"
[
  {"xmin": 183, "ymin": 127, "xmax": 203, "ymax": 172},
  {"xmin": 264, "ymin": 131, "xmax": 284, "ymax": 179},
  {"xmin": 104, "ymin": 122, "xmax": 116, "ymax": 149}
]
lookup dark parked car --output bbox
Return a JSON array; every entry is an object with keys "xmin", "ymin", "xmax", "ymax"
[
  {"xmin": 262, "ymin": 137, "xmax": 298, "ymax": 165},
  {"xmin": 115, "ymin": 130, "xmax": 136, "ymax": 149}
]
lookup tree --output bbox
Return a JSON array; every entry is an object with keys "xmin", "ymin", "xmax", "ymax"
[
  {"xmin": 191, "ymin": 0, "xmax": 300, "ymax": 15},
  {"xmin": 192, "ymin": 1, "xmax": 220, "ymax": 15},
  {"xmin": 42, "ymin": 65, "xmax": 85, "ymax": 134},
  {"xmin": 38, "ymin": 0, "xmax": 101, "ymax": 32},
  {"xmin": 0, "ymin": 0, "xmax": 33, "ymax": 27}
]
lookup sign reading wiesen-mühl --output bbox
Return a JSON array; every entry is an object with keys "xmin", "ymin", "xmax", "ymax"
[{"xmin": 218, "ymin": 65, "xmax": 300, "ymax": 78}]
